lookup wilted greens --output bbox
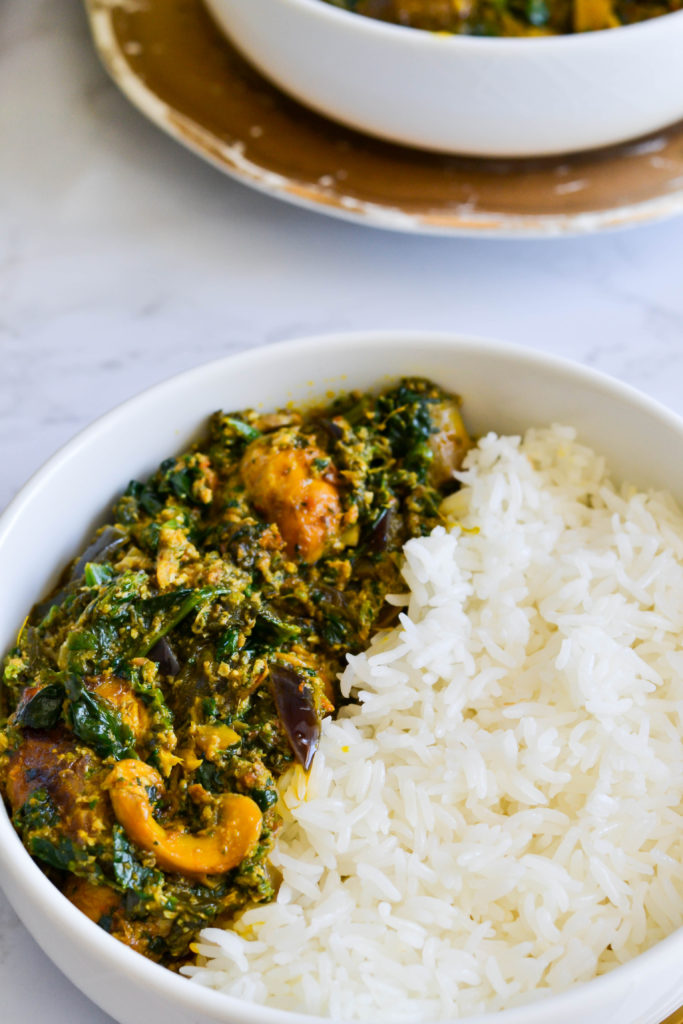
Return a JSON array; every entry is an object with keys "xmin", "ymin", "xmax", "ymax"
[{"xmin": 0, "ymin": 378, "xmax": 470, "ymax": 968}]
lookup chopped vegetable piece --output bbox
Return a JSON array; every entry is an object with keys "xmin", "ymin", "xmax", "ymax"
[{"xmin": 269, "ymin": 663, "xmax": 320, "ymax": 771}]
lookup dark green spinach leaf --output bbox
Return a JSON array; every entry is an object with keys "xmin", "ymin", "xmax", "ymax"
[
  {"xmin": 65, "ymin": 677, "xmax": 137, "ymax": 761},
  {"xmin": 112, "ymin": 825, "xmax": 162, "ymax": 894}
]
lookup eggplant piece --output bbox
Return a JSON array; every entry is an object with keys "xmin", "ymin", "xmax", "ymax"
[
  {"xmin": 319, "ymin": 417, "xmax": 344, "ymax": 441},
  {"xmin": 314, "ymin": 585, "xmax": 348, "ymax": 611},
  {"xmin": 269, "ymin": 663, "xmax": 320, "ymax": 771},
  {"xmin": 31, "ymin": 583, "xmax": 80, "ymax": 626},
  {"xmin": 366, "ymin": 507, "xmax": 393, "ymax": 552},
  {"xmin": 356, "ymin": 505, "xmax": 400, "ymax": 561},
  {"xmin": 32, "ymin": 527, "xmax": 129, "ymax": 625},
  {"xmin": 14, "ymin": 682, "xmax": 65, "ymax": 730},
  {"xmin": 68, "ymin": 526, "xmax": 127, "ymax": 582},
  {"xmin": 147, "ymin": 637, "xmax": 180, "ymax": 677}
]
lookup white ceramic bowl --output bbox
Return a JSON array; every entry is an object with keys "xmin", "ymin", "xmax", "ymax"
[
  {"xmin": 1, "ymin": 332, "xmax": 683, "ymax": 1024},
  {"xmin": 203, "ymin": 0, "xmax": 683, "ymax": 157}
]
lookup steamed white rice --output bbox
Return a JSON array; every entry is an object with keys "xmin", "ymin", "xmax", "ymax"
[{"xmin": 184, "ymin": 425, "xmax": 683, "ymax": 1020}]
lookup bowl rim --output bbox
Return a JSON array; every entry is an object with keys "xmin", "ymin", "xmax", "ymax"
[
  {"xmin": 1, "ymin": 330, "xmax": 683, "ymax": 1024},
  {"xmin": 260, "ymin": 0, "xmax": 683, "ymax": 48}
]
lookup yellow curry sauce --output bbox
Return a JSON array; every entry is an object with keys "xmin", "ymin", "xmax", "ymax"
[
  {"xmin": 325, "ymin": 0, "xmax": 680, "ymax": 35},
  {"xmin": 0, "ymin": 379, "xmax": 470, "ymax": 968}
]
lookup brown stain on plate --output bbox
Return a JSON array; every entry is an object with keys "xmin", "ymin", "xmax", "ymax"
[
  {"xmin": 85, "ymin": 0, "xmax": 683, "ymax": 234},
  {"xmin": 70, "ymin": 5, "xmax": 683, "ymax": 1016}
]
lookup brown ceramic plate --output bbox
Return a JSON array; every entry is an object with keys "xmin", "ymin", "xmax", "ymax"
[{"xmin": 85, "ymin": 0, "xmax": 683, "ymax": 235}]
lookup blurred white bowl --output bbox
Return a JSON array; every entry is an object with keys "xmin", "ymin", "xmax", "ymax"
[
  {"xmin": 1, "ymin": 332, "xmax": 682, "ymax": 1024},
  {"xmin": 203, "ymin": 0, "xmax": 683, "ymax": 157}
]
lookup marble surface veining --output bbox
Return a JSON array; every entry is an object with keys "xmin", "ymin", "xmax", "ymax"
[{"xmin": 1, "ymin": 0, "xmax": 683, "ymax": 1021}]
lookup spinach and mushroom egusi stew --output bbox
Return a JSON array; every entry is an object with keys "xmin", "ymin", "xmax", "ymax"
[
  {"xmin": 324, "ymin": 0, "xmax": 681, "ymax": 35},
  {"xmin": 0, "ymin": 379, "xmax": 470, "ymax": 968}
]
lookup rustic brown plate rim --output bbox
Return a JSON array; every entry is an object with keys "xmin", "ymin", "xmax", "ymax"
[{"xmin": 85, "ymin": 0, "xmax": 683, "ymax": 238}]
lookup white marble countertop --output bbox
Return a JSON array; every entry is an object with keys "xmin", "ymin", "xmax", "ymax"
[{"xmin": 2, "ymin": 1, "xmax": 683, "ymax": 1022}]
